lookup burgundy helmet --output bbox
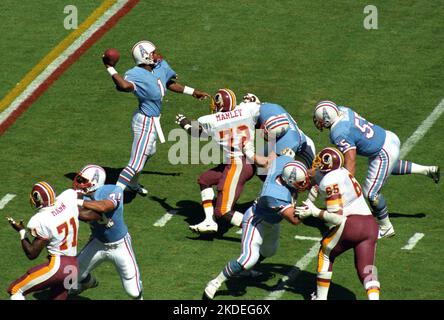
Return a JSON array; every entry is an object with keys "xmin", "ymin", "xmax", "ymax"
[
  {"xmin": 29, "ymin": 181, "xmax": 56, "ymax": 209},
  {"xmin": 210, "ymin": 88, "xmax": 237, "ymax": 113},
  {"xmin": 312, "ymin": 147, "xmax": 345, "ymax": 173}
]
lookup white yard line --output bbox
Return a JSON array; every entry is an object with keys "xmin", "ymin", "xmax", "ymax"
[
  {"xmin": 236, "ymin": 228, "xmax": 243, "ymax": 234},
  {"xmin": 265, "ymin": 242, "xmax": 320, "ymax": 300},
  {"xmin": 294, "ymin": 235, "xmax": 322, "ymax": 241},
  {"xmin": 401, "ymin": 233, "xmax": 425, "ymax": 250},
  {"xmin": 153, "ymin": 210, "xmax": 177, "ymax": 227},
  {"xmin": 400, "ymin": 98, "xmax": 444, "ymax": 158},
  {"xmin": 0, "ymin": 194, "xmax": 16, "ymax": 210}
]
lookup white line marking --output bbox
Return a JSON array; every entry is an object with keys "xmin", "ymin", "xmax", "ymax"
[
  {"xmin": 153, "ymin": 210, "xmax": 177, "ymax": 227},
  {"xmin": 295, "ymin": 235, "xmax": 322, "ymax": 241},
  {"xmin": 236, "ymin": 228, "xmax": 243, "ymax": 234},
  {"xmin": 401, "ymin": 233, "xmax": 425, "ymax": 250},
  {"xmin": 400, "ymin": 98, "xmax": 444, "ymax": 158},
  {"xmin": 0, "ymin": 194, "xmax": 16, "ymax": 210},
  {"xmin": 0, "ymin": 0, "xmax": 130, "ymax": 124},
  {"xmin": 265, "ymin": 243, "xmax": 320, "ymax": 300}
]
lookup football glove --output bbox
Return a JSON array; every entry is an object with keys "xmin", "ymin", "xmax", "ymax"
[
  {"xmin": 295, "ymin": 199, "xmax": 321, "ymax": 219},
  {"xmin": 280, "ymin": 147, "xmax": 295, "ymax": 159}
]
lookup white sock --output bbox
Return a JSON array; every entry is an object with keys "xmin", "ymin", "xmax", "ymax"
[
  {"xmin": 377, "ymin": 216, "xmax": 392, "ymax": 228},
  {"xmin": 365, "ymin": 280, "xmax": 380, "ymax": 300},
  {"xmin": 10, "ymin": 292, "xmax": 25, "ymax": 300},
  {"xmin": 116, "ymin": 181, "xmax": 127, "ymax": 191},
  {"xmin": 201, "ymin": 188, "xmax": 215, "ymax": 222},
  {"xmin": 410, "ymin": 163, "xmax": 430, "ymax": 175},
  {"xmin": 316, "ymin": 271, "xmax": 332, "ymax": 300},
  {"xmin": 230, "ymin": 211, "xmax": 244, "ymax": 227},
  {"xmin": 215, "ymin": 272, "xmax": 228, "ymax": 284}
]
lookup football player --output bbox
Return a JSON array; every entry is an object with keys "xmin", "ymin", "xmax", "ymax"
[
  {"xmin": 71, "ymin": 164, "xmax": 143, "ymax": 299},
  {"xmin": 6, "ymin": 182, "xmax": 100, "ymax": 300},
  {"xmin": 295, "ymin": 147, "xmax": 380, "ymax": 300},
  {"xmin": 175, "ymin": 89, "xmax": 273, "ymax": 234},
  {"xmin": 243, "ymin": 93, "xmax": 316, "ymax": 170},
  {"xmin": 313, "ymin": 100, "xmax": 440, "ymax": 238},
  {"xmin": 103, "ymin": 40, "xmax": 210, "ymax": 196},
  {"xmin": 203, "ymin": 156, "xmax": 310, "ymax": 299}
]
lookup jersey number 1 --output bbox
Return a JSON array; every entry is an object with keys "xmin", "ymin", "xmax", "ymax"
[{"xmin": 57, "ymin": 217, "xmax": 77, "ymax": 251}]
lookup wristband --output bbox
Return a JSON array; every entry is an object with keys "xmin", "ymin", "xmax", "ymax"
[
  {"xmin": 107, "ymin": 66, "xmax": 118, "ymax": 76},
  {"xmin": 183, "ymin": 86, "xmax": 195, "ymax": 95},
  {"xmin": 19, "ymin": 229, "xmax": 27, "ymax": 240},
  {"xmin": 183, "ymin": 124, "xmax": 192, "ymax": 130},
  {"xmin": 77, "ymin": 199, "xmax": 84, "ymax": 207}
]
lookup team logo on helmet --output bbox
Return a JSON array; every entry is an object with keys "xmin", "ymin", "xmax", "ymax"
[
  {"xmin": 313, "ymin": 100, "xmax": 340, "ymax": 131},
  {"xmin": 73, "ymin": 164, "xmax": 106, "ymax": 194},
  {"xmin": 312, "ymin": 147, "xmax": 344, "ymax": 173},
  {"xmin": 281, "ymin": 161, "xmax": 311, "ymax": 191},
  {"xmin": 30, "ymin": 181, "xmax": 56, "ymax": 209},
  {"xmin": 210, "ymin": 88, "xmax": 237, "ymax": 113}
]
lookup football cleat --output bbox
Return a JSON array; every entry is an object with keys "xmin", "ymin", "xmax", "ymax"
[
  {"xmin": 427, "ymin": 166, "xmax": 440, "ymax": 184},
  {"xmin": 203, "ymin": 279, "xmax": 221, "ymax": 300},
  {"xmin": 128, "ymin": 184, "xmax": 148, "ymax": 196},
  {"xmin": 189, "ymin": 220, "xmax": 218, "ymax": 234},
  {"xmin": 378, "ymin": 225, "xmax": 396, "ymax": 239}
]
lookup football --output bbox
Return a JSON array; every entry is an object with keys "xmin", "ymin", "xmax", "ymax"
[{"xmin": 102, "ymin": 48, "xmax": 120, "ymax": 66}]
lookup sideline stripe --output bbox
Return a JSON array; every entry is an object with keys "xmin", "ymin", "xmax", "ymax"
[
  {"xmin": 0, "ymin": 0, "xmax": 140, "ymax": 135},
  {"xmin": 153, "ymin": 210, "xmax": 177, "ymax": 227},
  {"xmin": 0, "ymin": 194, "xmax": 16, "ymax": 210},
  {"xmin": 265, "ymin": 243, "xmax": 320, "ymax": 300},
  {"xmin": 0, "ymin": 0, "xmax": 115, "ymax": 112},
  {"xmin": 400, "ymin": 98, "xmax": 444, "ymax": 158},
  {"xmin": 401, "ymin": 233, "xmax": 425, "ymax": 250}
]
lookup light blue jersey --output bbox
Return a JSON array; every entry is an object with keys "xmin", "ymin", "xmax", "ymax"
[
  {"xmin": 259, "ymin": 103, "xmax": 307, "ymax": 154},
  {"xmin": 124, "ymin": 60, "xmax": 176, "ymax": 117},
  {"xmin": 330, "ymin": 106, "xmax": 386, "ymax": 157},
  {"xmin": 85, "ymin": 185, "xmax": 128, "ymax": 243},
  {"xmin": 253, "ymin": 156, "xmax": 294, "ymax": 224}
]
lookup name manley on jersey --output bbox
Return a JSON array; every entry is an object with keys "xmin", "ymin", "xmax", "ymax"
[
  {"xmin": 197, "ymin": 102, "xmax": 261, "ymax": 163},
  {"xmin": 27, "ymin": 189, "xmax": 80, "ymax": 257}
]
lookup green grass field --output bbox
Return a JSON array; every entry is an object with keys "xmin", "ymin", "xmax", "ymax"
[{"xmin": 0, "ymin": 0, "xmax": 443, "ymax": 300}]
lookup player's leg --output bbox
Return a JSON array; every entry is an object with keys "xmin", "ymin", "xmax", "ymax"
[
  {"xmin": 70, "ymin": 238, "xmax": 106, "ymax": 295},
  {"xmin": 352, "ymin": 216, "xmax": 380, "ymax": 300},
  {"xmin": 259, "ymin": 222, "xmax": 280, "ymax": 259},
  {"xmin": 117, "ymin": 113, "xmax": 156, "ymax": 195},
  {"xmin": 392, "ymin": 159, "xmax": 440, "ymax": 183},
  {"xmin": 363, "ymin": 136, "xmax": 399, "ymax": 238},
  {"xmin": 203, "ymin": 208, "xmax": 263, "ymax": 299},
  {"xmin": 8, "ymin": 255, "xmax": 64, "ymax": 300},
  {"xmin": 112, "ymin": 234, "xmax": 143, "ymax": 299},
  {"xmin": 314, "ymin": 221, "xmax": 348, "ymax": 300},
  {"xmin": 189, "ymin": 165, "xmax": 225, "ymax": 233},
  {"xmin": 214, "ymin": 158, "xmax": 254, "ymax": 228}
]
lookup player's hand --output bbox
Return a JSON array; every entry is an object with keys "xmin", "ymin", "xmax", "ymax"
[
  {"xmin": 294, "ymin": 204, "xmax": 312, "ymax": 219},
  {"xmin": 192, "ymin": 90, "xmax": 210, "ymax": 100},
  {"xmin": 7, "ymin": 217, "xmax": 25, "ymax": 232},
  {"xmin": 302, "ymin": 199, "xmax": 322, "ymax": 217},
  {"xmin": 243, "ymin": 93, "xmax": 261, "ymax": 104},
  {"xmin": 175, "ymin": 114, "xmax": 187, "ymax": 126},
  {"xmin": 102, "ymin": 55, "xmax": 116, "ymax": 68}
]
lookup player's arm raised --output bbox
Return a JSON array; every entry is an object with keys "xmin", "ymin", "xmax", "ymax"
[
  {"xmin": 7, "ymin": 217, "xmax": 48, "ymax": 260},
  {"xmin": 102, "ymin": 54, "xmax": 134, "ymax": 92},
  {"xmin": 167, "ymin": 81, "xmax": 210, "ymax": 100},
  {"xmin": 78, "ymin": 207, "xmax": 103, "ymax": 222},
  {"xmin": 175, "ymin": 114, "xmax": 205, "ymax": 138}
]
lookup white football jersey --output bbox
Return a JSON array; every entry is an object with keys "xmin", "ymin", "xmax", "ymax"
[
  {"xmin": 27, "ymin": 189, "xmax": 80, "ymax": 256},
  {"xmin": 317, "ymin": 168, "xmax": 372, "ymax": 217},
  {"xmin": 198, "ymin": 102, "xmax": 260, "ymax": 162}
]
